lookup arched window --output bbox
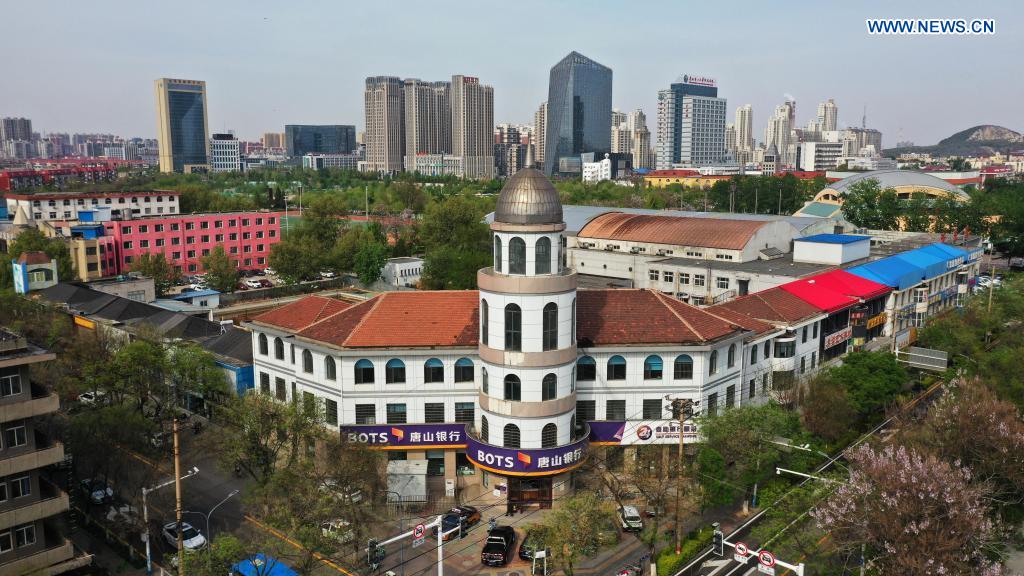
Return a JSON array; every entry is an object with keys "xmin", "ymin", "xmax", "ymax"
[
  {"xmin": 480, "ymin": 415, "xmax": 489, "ymax": 444},
  {"xmin": 385, "ymin": 359, "xmax": 406, "ymax": 384},
  {"xmin": 423, "ymin": 358, "xmax": 444, "ymax": 383},
  {"xmin": 504, "ymin": 375, "xmax": 521, "ymax": 401},
  {"xmin": 503, "ymin": 424, "xmax": 521, "ymax": 448},
  {"xmin": 481, "ymin": 299, "xmax": 489, "ymax": 345},
  {"xmin": 482, "ymin": 367, "xmax": 488, "ymax": 394},
  {"xmin": 674, "ymin": 355, "xmax": 693, "ymax": 379},
  {"xmin": 535, "ymin": 237, "xmax": 551, "ymax": 274},
  {"xmin": 577, "ymin": 356, "xmax": 596, "ymax": 381},
  {"xmin": 542, "ymin": 373, "xmax": 557, "ymax": 401},
  {"xmin": 302, "ymin": 349, "xmax": 313, "ymax": 373},
  {"xmin": 709, "ymin": 351, "xmax": 719, "ymax": 375},
  {"xmin": 273, "ymin": 337, "xmax": 284, "ymax": 360},
  {"xmin": 509, "ymin": 237, "xmax": 526, "ymax": 274},
  {"xmin": 493, "ymin": 235, "xmax": 502, "ymax": 273},
  {"xmin": 258, "ymin": 334, "xmax": 268, "ymax": 355},
  {"xmin": 571, "ymin": 298, "xmax": 576, "ymax": 343},
  {"xmin": 541, "ymin": 423, "xmax": 558, "ymax": 448},
  {"xmin": 571, "ymin": 367, "xmax": 576, "ymax": 392},
  {"xmin": 763, "ymin": 341, "xmax": 771, "ymax": 359},
  {"xmin": 454, "ymin": 358, "xmax": 474, "ymax": 383},
  {"xmin": 643, "ymin": 355, "xmax": 663, "ymax": 379},
  {"xmin": 727, "ymin": 344, "xmax": 736, "ymax": 368},
  {"xmin": 324, "ymin": 356, "xmax": 337, "ymax": 381},
  {"xmin": 354, "ymin": 359, "xmax": 374, "ymax": 384},
  {"xmin": 750, "ymin": 345, "xmax": 758, "ymax": 364},
  {"xmin": 542, "ymin": 302, "xmax": 558, "ymax": 351},
  {"xmin": 607, "ymin": 355, "xmax": 626, "ymax": 380},
  {"xmin": 504, "ymin": 304, "xmax": 522, "ymax": 351}
]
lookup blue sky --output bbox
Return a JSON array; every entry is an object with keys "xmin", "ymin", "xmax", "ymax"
[{"xmin": 3, "ymin": 0, "xmax": 1019, "ymax": 145}]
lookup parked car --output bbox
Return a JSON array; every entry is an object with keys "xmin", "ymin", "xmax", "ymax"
[
  {"xmin": 236, "ymin": 283, "xmax": 249, "ymax": 291},
  {"xmin": 245, "ymin": 279, "xmax": 263, "ymax": 289},
  {"xmin": 259, "ymin": 279, "xmax": 273, "ymax": 288},
  {"xmin": 518, "ymin": 528, "xmax": 546, "ymax": 561},
  {"xmin": 263, "ymin": 267, "xmax": 277, "ymax": 276},
  {"xmin": 321, "ymin": 519, "xmax": 354, "ymax": 544},
  {"xmin": 80, "ymin": 478, "xmax": 114, "ymax": 504},
  {"xmin": 162, "ymin": 521, "xmax": 207, "ymax": 551},
  {"xmin": 318, "ymin": 480, "xmax": 363, "ymax": 505},
  {"xmin": 189, "ymin": 283, "xmax": 208, "ymax": 292},
  {"xmin": 618, "ymin": 505, "xmax": 643, "ymax": 533},
  {"xmin": 78, "ymin": 389, "xmax": 107, "ymax": 406},
  {"xmin": 481, "ymin": 526, "xmax": 516, "ymax": 567},
  {"xmin": 434, "ymin": 505, "xmax": 481, "ymax": 541},
  {"xmin": 319, "ymin": 270, "xmax": 337, "ymax": 279}
]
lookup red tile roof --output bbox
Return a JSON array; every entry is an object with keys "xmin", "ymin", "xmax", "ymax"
[
  {"xmin": 577, "ymin": 212, "xmax": 768, "ymax": 251},
  {"xmin": 575, "ymin": 290, "xmax": 745, "ymax": 346},
  {"xmin": 251, "ymin": 295, "xmax": 353, "ymax": 331},
  {"xmin": 707, "ymin": 287, "xmax": 823, "ymax": 325},
  {"xmin": 16, "ymin": 251, "xmax": 52, "ymax": 265},
  {"xmin": 298, "ymin": 291, "xmax": 480, "ymax": 348},
  {"xmin": 255, "ymin": 289, "xmax": 754, "ymax": 349}
]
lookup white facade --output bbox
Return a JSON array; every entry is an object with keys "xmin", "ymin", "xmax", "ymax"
[
  {"xmin": 210, "ymin": 135, "xmax": 242, "ymax": 173},
  {"xmin": 679, "ymin": 95, "xmax": 727, "ymax": 167},
  {"xmin": 797, "ymin": 141, "xmax": 843, "ymax": 171},
  {"xmin": 7, "ymin": 191, "xmax": 180, "ymax": 223},
  {"xmin": 382, "ymin": 256, "xmax": 424, "ymax": 288},
  {"xmin": 792, "ymin": 237, "xmax": 870, "ymax": 266},
  {"xmin": 581, "ymin": 157, "xmax": 612, "ymax": 183},
  {"xmin": 405, "ymin": 154, "xmax": 464, "ymax": 177}
]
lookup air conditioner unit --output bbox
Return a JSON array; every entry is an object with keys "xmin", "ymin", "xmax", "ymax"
[
  {"xmin": 656, "ymin": 249, "xmax": 668, "ymax": 256},
  {"xmin": 604, "ymin": 245, "xmax": 615, "ymax": 251},
  {"xmin": 630, "ymin": 247, "xmax": 642, "ymax": 254}
]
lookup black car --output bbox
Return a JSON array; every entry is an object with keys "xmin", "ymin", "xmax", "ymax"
[
  {"xmin": 518, "ymin": 528, "xmax": 545, "ymax": 561},
  {"xmin": 433, "ymin": 505, "xmax": 481, "ymax": 541},
  {"xmin": 481, "ymin": 526, "xmax": 516, "ymax": 567}
]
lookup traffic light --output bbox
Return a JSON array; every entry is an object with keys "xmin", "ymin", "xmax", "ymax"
[
  {"xmin": 712, "ymin": 526, "xmax": 724, "ymax": 557},
  {"xmin": 367, "ymin": 539, "xmax": 379, "ymax": 567}
]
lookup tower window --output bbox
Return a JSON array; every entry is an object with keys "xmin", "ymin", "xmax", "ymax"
[
  {"xmin": 504, "ymin": 304, "xmax": 522, "ymax": 351},
  {"xmin": 493, "ymin": 235, "xmax": 502, "ymax": 273},
  {"xmin": 504, "ymin": 375, "xmax": 521, "ymax": 401},
  {"xmin": 535, "ymin": 237, "xmax": 551, "ymax": 274},
  {"xmin": 509, "ymin": 237, "xmax": 526, "ymax": 274},
  {"xmin": 542, "ymin": 302, "xmax": 558, "ymax": 351}
]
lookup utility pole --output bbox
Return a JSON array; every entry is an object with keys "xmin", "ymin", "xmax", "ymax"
[
  {"xmin": 365, "ymin": 185, "xmax": 370, "ymax": 220},
  {"xmin": 172, "ymin": 378, "xmax": 185, "ymax": 575},
  {"xmin": 667, "ymin": 396, "xmax": 697, "ymax": 555},
  {"xmin": 754, "ymin": 184, "xmax": 759, "ymax": 214},
  {"xmin": 777, "ymin": 185, "xmax": 783, "ymax": 215}
]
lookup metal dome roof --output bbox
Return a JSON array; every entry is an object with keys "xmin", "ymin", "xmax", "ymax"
[{"xmin": 493, "ymin": 168, "xmax": 563, "ymax": 225}]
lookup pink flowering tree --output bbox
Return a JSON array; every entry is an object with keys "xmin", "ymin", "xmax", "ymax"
[{"xmin": 812, "ymin": 444, "xmax": 1002, "ymax": 575}]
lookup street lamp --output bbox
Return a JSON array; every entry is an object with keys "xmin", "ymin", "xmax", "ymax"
[
  {"xmin": 384, "ymin": 490, "xmax": 405, "ymax": 576},
  {"xmin": 143, "ymin": 466, "xmax": 199, "ymax": 575},
  {"xmin": 182, "ymin": 489, "xmax": 239, "ymax": 571}
]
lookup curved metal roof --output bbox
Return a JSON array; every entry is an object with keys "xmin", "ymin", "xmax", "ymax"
[
  {"xmin": 493, "ymin": 168, "xmax": 563, "ymax": 225},
  {"xmin": 828, "ymin": 170, "xmax": 967, "ymax": 198}
]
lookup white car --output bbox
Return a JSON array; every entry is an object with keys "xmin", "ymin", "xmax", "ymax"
[
  {"xmin": 319, "ymin": 270, "xmax": 337, "ymax": 279},
  {"xmin": 618, "ymin": 505, "xmax": 643, "ymax": 533},
  {"xmin": 189, "ymin": 283, "xmax": 208, "ymax": 292},
  {"xmin": 80, "ymin": 478, "xmax": 114, "ymax": 504},
  {"xmin": 162, "ymin": 521, "xmax": 207, "ymax": 551},
  {"xmin": 263, "ymin": 267, "xmax": 277, "ymax": 276},
  {"xmin": 244, "ymin": 279, "xmax": 263, "ymax": 289},
  {"xmin": 78, "ymin": 390, "xmax": 106, "ymax": 405},
  {"xmin": 321, "ymin": 519, "xmax": 354, "ymax": 544}
]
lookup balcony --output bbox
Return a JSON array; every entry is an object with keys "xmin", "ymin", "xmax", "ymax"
[
  {"xmin": 0, "ymin": 431, "xmax": 65, "ymax": 478},
  {"xmin": 0, "ymin": 479, "xmax": 68, "ymax": 530},
  {"xmin": 0, "ymin": 531, "xmax": 75, "ymax": 576},
  {"xmin": 0, "ymin": 384, "xmax": 59, "ymax": 423}
]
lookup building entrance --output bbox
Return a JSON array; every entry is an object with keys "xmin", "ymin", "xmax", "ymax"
[{"xmin": 507, "ymin": 477, "xmax": 553, "ymax": 512}]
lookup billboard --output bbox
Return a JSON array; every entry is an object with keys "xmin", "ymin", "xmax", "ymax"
[
  {"xmin": 342, "ymin": 423, "xmax": 468, "ymax": 450},
  {"xmin": 590, "ymin": 420, "xmax": 699, "ymax": 445},
  {"xmin": 465, "ymin": 434, "xmax": 589, "ymax": 477}
]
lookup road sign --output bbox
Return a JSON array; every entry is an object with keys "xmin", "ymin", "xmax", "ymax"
[
  {"xmin": 734, "ymin": 542, "xmax": 749, "ymax": 563},
  {"xmin": 757, "ymin": 564, "xmax": 775, "ymax": 575},
  {"xmin": 413, "ymin": 523, "xmax": 425, "ymax": 539},
  {"xmin": 759, "ymin": 550, "xmax": 776, "ymax": 567},
  {"xmin": 412, "ymin": 536, "xmax": 425, "ymax": 548}
]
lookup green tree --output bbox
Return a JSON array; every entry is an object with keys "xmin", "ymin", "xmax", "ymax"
[
  {"xmin": 200, "ymin": 246, "xmax": 239, "ymax": 292},
  {"xmin": 132, "ymin": 252, "xmax": 177, "ymax": 295},
  {"xmin": 420, "ymin": 196, "xmax": 490, "ymax": 289},
  {"xmin": 695, "ymin": 447, "xmax": 733, "ymax": 512},
  {"xmin": 532, "ymin": 491, "xmax": 618, "ymax": 576},
  {"xmin": 2, "ymin": 227, "xmax": 74, "ymax": 288},
  {"xmin": 839, "ymin": 178, "xmax": 900, "ymax": 230},
  {"xmin": 826, "ymin": 351, "xmax": 906, "ymax": 418},
  {"xmin": 353, "ymin": 241, "xmax": 387, "ymax": 285},
  {"xmin": 269, "ymin": 235, "xmax": 323, "ymax": 284}
]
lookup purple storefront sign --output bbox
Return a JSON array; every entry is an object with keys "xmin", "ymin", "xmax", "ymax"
[
  {"xmin": 342, "ymin": 423, "xmax": 468, "ymax": 449},
  {"xmin": 465, "ymin": 434, "xmax": 589, "ymax": 477},
  {"xmin": 590, "ymin": 420, "xmax": 699, "ymax": 445}
]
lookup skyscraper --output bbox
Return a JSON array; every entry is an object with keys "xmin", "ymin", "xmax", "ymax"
[
  {"xmin": 764, "ymin": 101, "xmax": 796, "ymax": 167},
  {"xmin": 261, "ymin": 132, "xmax": 286, "ymax": 149},
  {"xmin": 364, "ymin": 76, "xmax": 406, "ymax": 173},
  {"xmin": 725, "ymin": 124, "xmax": 737, "ymax": 155},
  {"xmin": 816, "ymin": 99, "xmax": 838, "ymax": 132},
  {"xmin": 655, "ymin": 75, "xmax": 726, "ymax": 169},
  {"xmin": 543, "ymin": 51, "xmax": 612, "ymax": 176},
  {"xmin": 284, "ymin": 125, "xmax": 356, "ymax": 157},
  {"xmin": 404, "ymin": 79, "xmax": 451, "ymax": 158},
  {"xmin": 0, "ymin": 117, "xmax": 33, "ymax": 142},
  {"xmin": 533, "ymin": 102, "xmax": 547, "ymax": 167},
  {"xmin": 451, "ymin": 75, "xmax": 495, "ymax": 180},
  {"xmin": 735, "ymin": 104, "xmax": 754, "ymax": 152},
  {"xmin": 610, "ymin": 109, "xmax": 652, "ymax": 169},
  {"xmin": 210, "ymin": 133, "xmax": 242, "ymax": 172},
  {"xmin": 154, "ymin": 78, "xmax": 209, "ymax": 173}
]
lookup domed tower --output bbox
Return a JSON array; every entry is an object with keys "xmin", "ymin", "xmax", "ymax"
[{"xmin": 476, "ymin": 168, "xmax": 579, "ymax": 454}]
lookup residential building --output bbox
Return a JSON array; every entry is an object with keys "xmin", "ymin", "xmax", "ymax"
[
  {"xmin": 764, "ymin": 102, "xmax": 795, "ymax": 168},
  {"xmin": 817, "ymin": 99, "xmax": 838, "ymax": 132},
  {"xmin": 451, "ymin": 75, "xmax": 494, "ymax": 180},
  {"xmin": 544, "ymin": 52, "xmax": 612, "ymax": 176},
  {"xmin": 404, "ymin": 154, "xmax": 464, "ymax": 177},
  {"xmin": 495, "ymin": 125, "xmax": 527, "ymax": 178},
  {"xmin": 261, "ymin": 132, "xmax": 286, "ymax": 150},
  {"xmin": 725, "ymin": 124, "xmax": 737, "ymax": 155},
  {"xmin": 610, "ymin": 109, "xmax": 652, "ymax": 169},
  {"xmin": 656, "ymin": 75, "xmax": 727, "ymax": 169},
  {"xmin": 154, "ymin": 78, "xmax": 209, "ymax": 173},
  {"xmin": 842, "ymin": 127, "xmax": 883, "ymax": 157},
  {"xmin": 4, "ymin": 190, "xmax": 180, "ymax": 223},
  {"xmin": 285, "ymin": 125, "xmax": 356, "ymax": 157},
  {"xmin": 302, "ymin": 153, "xmax": 361, "ymax": 170},
  {"xmin": 581, "ymin": 155, "xmax": 613, "ymax": 182},
  {"xmin": 0, "ymin": 330, "xmax": 82, "ymax": 575},
  {"xmin": 363, "ymin": 76, "xmax": 406, "ymax": 173},
  {"xmin": 0, "ymin": 118, "xmax": 32, "ymax": 142},
  {"xmin": 534, "ymin": 102, "xmax": 547, "ymax": 166},
  {"xmin": 403, "ymin": 80, "xmax": 451, "ymax": 159},
  {"xmin": 210, "ymin": 133, "xmax": 242, "ymax": 173},
  {"xmin": 0, "ymin": 166, "xmax": 118, "ymax": 193},
  {"xmin": 734, "ymin": 105, "xmax": 754, "ymax": 157},
  {"xmin": 796, "ymin": 141, "xmax": 843, "ymax": 171}
]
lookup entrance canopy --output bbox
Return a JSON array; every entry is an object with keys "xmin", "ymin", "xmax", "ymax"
[{"xmin": 387, "ymin": 460, "xmax": 428, "ymax": 503}]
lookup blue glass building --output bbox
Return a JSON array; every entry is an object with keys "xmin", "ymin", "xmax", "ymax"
[
  {"xmin": 155, "ymin": 78, "xmax": 209, "ymax": 173},
  {"xmin": 543, "ymin": 52, "xmax": 612, "ymax": 176},
  {"xmin": 284, "ymin": 125, "xmax": 357, "ymax": 157}
]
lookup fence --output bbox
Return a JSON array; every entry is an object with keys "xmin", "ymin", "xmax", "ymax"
[{"xmin": 219, "ymin": 277, "xmax": 353, "ymax": 306}]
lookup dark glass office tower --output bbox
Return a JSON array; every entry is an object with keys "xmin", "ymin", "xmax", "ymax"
[
  {"xmin": 543, "ymin": 52, "xmax": 612, "ymax": 176},
  {"xmin": 284, "ymin": 125, "xmax": 357, "ymax": 156},
  {"xmin": 155, "ymin": 78, "xmax": 209, "ymax": 173}
]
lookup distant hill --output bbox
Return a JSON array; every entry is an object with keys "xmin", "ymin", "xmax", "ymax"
[{"xmin": 884, "ymin": 125, "xmax": 1023, "ymax": 157}]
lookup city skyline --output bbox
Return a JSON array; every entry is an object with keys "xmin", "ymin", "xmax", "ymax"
[{"xmin": 2, "ymin": 0, "xmax": 1018, "ymax": 146}]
